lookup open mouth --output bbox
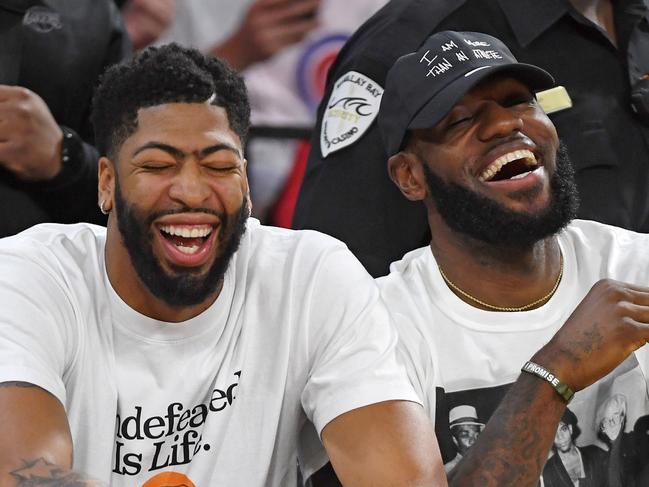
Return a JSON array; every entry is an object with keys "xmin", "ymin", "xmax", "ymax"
[
  {"xmin": 478, "ymin": 149, "xmax": 539, "ymax": 182},
  {"xmin": 159, "ymin": 224, "xmax": 215, "ymax": 256}
]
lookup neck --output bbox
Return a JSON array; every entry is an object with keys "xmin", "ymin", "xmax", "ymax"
[
  {"xmin": 104, "ymin": 219, "xmax": 221, "ymax": 323},
  {"xmin": 558, "ymin": 444, "xmax": 579, "ymax": 459},
  {"xmin": 429, "ymin": 214, "xmax": 562, "ymax": 312},
  {"xmin": 568, "ymin": 0, "xmax": 616, "ymax": 43}
]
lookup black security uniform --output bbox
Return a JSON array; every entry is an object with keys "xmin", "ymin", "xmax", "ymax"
[
  {"xmin": 0, "ymin": 0, "xmax": 131, "ymax": 237},
  {"xmin": 293, "ymin": 0, "xmax": 649, "ymax": 277}
]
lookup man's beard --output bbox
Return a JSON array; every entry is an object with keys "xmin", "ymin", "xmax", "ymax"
[
  {"xmin": 423, "ymin": 142, "xmax": 579, "ymax": 249},
  {"xmin": 113, "ymin": 179, "xmax": 248, "ymax": 308}
]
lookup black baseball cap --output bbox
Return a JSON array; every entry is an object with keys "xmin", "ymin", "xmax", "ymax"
[{"xmin": 378, "ymin": 31, "xmax": 555, "ymax": 156}]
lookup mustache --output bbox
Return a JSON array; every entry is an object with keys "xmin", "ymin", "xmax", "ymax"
[{"xmin": 143, "ymin": 207, "xmax": 225, "ymax": 226}]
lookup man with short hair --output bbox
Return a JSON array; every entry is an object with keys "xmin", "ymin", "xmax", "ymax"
[
  {"xmin": 0, "ymin": 44, "xmax": 444, "ymax": 486},
  {"xmin": 370, "ymin": 30, "xmax": 649, "ymax": 486},
  {"xmin": 444, "ymin": 405, "xmax": 484, "ymax": 474},
  {"xmin": 293, "ymin": 0, "xmax": 649, "ymax": 279},
  {"xmin": 542, "ymin": 408, "xmax": 607, "ymax": 487}
]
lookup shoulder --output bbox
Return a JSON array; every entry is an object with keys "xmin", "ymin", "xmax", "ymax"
[
  {"xmin": 378, "ymin": 246, "xmax": 432, "ymax": 294},
  {"xmin": 245, "ymin": 219, "xmax": 349, "ymax": 256},
  {"xmin": 580, "ymin": 444, "xmax": 607, "ymax": 456},
  {"xmin": 561, "ymin": 219, "xmax": 649, "ymax": 252},
  {"xmin": 241, "ymin": 219, "xmax": 368, "ymax": 282},
  {"xmin": 377, "ymin": 246, "xmax": 434, "ymax": 335},
  {"xmin": 0, "ymin": 223, "xmax": 105, "ymax": 277}
]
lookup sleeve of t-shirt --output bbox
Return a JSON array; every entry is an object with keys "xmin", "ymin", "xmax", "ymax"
[
  {"xmin": 299, "ymin": 242, "xmax": 421, "ymax": 436},
  {"xmin": 0, "ymin": 251, "xmax": 73, "ymax": 406},
  {"xmin": 393, "ymin": 311, "xmax": 438, "ymax": 424}
]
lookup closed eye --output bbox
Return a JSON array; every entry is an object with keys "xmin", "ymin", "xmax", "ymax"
[
  {"xmin": 140, "ymin": 163, "xmax": 174, "ymax": 171},
  {"xmin": 504, "ymin": 92, "xmax": 536, "ymax": 108},
  {"xmin": 448, "ymin": 116, "xmax": 472, "ymax": 127},
  {"xmin": 203, "ymin": 162, "xmax": 237, "ymax": 172}
]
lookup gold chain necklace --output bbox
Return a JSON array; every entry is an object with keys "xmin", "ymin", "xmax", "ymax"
[{"xmin": 437, "ymin": 253, "xmax": 563, "ymax": 312}]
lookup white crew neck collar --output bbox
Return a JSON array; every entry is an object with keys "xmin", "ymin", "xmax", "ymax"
[
  {"xmin": 422, "ymin": 233, "xmax": 576, "ymax": 333},
  {"xmin": 102, "ymin": 253, "xmax": 235, "ymax": 343}
]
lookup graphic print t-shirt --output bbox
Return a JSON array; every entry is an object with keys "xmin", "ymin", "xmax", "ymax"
[
  {"xmin": 0, "ymin": 220, "xmax": 417, "ymax": 486},
  {"xmin": 378, "ymin": 220, "xmax": 649, "ymax": 486}
]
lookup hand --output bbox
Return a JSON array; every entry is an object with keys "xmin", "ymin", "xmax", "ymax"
[
  {"xmin": 0, "ymin": 85, "xmax": 63, "ymax": 181},
  {"xmin": 121, "ymin": 0, "xmax": 175, "ymax": 50},
  {"xmin": 212, "ymin": 0, "xmax": 320, "ymax": 71},
  {"xmin": 533, "ymin": 279, "xmax": 649, "ymax": 392}
]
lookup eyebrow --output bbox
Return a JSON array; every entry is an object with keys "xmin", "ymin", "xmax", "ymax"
[{"xmin": 132, "ymin": 142, "xmax": 242, "ymax": 159}]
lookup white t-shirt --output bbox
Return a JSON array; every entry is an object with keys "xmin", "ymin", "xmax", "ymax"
[
  {"xmin": 378, "ymin": 220, "xmax": 649, "ymax": 482},
  {"xmin": 0, "ymin": 219, "xmax": 417, "ymax": 486}
]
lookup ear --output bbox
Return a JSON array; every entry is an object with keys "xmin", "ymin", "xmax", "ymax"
[
  {"xmin": 98, "ymin": 156, "xmax": 116, "ymax": 213},
  {"xmin": 387, "ymin": 151, "xmax": 427, "ymax": 202},
  {"xmin": 242, "ymin": 158, "xmax": 251, "ymax": 210}
]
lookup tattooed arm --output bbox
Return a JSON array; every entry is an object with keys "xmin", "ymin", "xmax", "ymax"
[
  {"xmin": 446, "ymin": 279, "xmax": 649, "ymax": 487},
  {"xmin": 0, "ymin": 382, "xmax": 103, "ymax": 487}
]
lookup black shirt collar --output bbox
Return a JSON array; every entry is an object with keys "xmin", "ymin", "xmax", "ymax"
[
  {"xmin": 497, "ymin": 0, "xmax": 569, "ymax": 47},
  {"xmin": 498, "ymin": 0, "xmax": 649, "ymax": 48}
]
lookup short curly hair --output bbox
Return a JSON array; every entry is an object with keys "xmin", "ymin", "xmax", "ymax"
[{"xmin": 91, "ymin": 43, "xmax": 250, "ymax": 159}]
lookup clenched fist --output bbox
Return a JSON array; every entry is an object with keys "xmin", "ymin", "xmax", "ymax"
[
  {"xmin": 0, "ymin": 85, "xmax": 63, "ymax": 181},
  {"xmin": 534, "ymin": 278, "xmax": 649, "ymax": 392}
]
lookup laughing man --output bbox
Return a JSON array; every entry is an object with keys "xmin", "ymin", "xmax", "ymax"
[
  {"xmin": 0, "ymin": 44, "xmax": 445, "ymax": 487},
  {"xmin": 374, "ymin": 31, "xmax": 649, "ymax": 486}
]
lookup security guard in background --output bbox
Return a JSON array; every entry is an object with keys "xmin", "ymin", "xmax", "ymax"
[{"xmin": 293, "ymin": 0, "xmax": 649, "ymax": 278}]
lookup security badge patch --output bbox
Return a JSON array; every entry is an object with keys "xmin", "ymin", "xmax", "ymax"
[{"xmin": 320, "ymin": 71, "xmax": 383, "ymax": 157}]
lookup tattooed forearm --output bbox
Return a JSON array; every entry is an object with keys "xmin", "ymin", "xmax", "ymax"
[
  {"xmin": 448, "ymin": 373, "xmax": 565, "ymax": 487},
  {"xmin": 10, "ymin": 458, "xmax": 102, "ymax": 487}
]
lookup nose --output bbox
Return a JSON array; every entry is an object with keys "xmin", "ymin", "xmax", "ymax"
[
  {"xmin": 167, "ymin": 162, "xmax": 212, "ymax": 208},
  {"xmin": 476, "ymin": 102, "xmax": 524, "ymax": 141}
]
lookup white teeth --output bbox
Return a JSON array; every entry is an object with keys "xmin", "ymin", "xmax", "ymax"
[
  {"xmin": 160, "ymin": 225, "xmax": 212, "ymax": 238},
  {"xmin": 176, "ymin": 245, "xmax": 200, "ymax": 255},
  {"xmin": 510, "ymin": 170, "xmax": 533, "ymax": 180},
  {"xmin": 479, "ymin": 149, "xmax": 537, "ymax": 182}
]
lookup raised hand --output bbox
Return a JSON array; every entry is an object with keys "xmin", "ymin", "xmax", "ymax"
[
  {"xmin": 121, "ymin": 0, "xmax": 176, "ymax": 50},
  {"xmin": 212, "ymin": 0, "xmax": 320, "ymax": 71},
  {"xmin": 0, "ymin": 85, "xmax": 63, "ymax": 181},
  {"xmin": 534, "ymin": 278, "xmax": 649, "ymax": 392}
]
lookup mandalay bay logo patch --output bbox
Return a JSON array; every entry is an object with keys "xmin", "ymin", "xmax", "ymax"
[{"xmin": 320, "ymin": 71, "xmax": 383, "ymax": 157}]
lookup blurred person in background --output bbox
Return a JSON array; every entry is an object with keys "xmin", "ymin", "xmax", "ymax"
[
  {"xmin": 159, "ymin": 0, "xmax": 388, "ymax": 225},
  {"xmin": 0, "ymin": 0, "xmax": 131, "ymax": 237},
  {"xmin": 119, "ymin": 0, "xmax": 176, "ymax": 50}
]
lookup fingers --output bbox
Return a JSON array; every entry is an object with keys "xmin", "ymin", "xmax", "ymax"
[
  {"xmin": 268, "ymin": 0, "xmax": 320, "ymax": 23},
  {"xmin": 251, "ymin": 0, "xmax": 320, "ymax": 25},
  {"xmin": 590, "ymin": 278, "xmax": 649, "ymax": 306},
  {"xmin": 0, "ymin": 85, "xmax": 32, "ymax": 102},
  {"xmin": 266, "ymin": 17, "xmax": 319, "ymax": 47},
  {"xmin": 130, "ymin": 0, "xmax": 175, "ymax": 25},
  {"xmin": 256, "ymin": 0, "xmax": 318, "ymax": 10}
]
